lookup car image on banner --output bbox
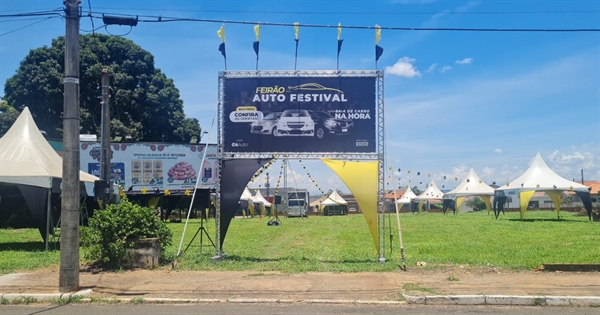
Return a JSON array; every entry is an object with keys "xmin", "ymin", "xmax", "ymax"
[
  {"xmin": 250, "ymin": 112, "xmax": 281, "ymax": 135},
  {"xmin": 223, "ymin": 76, "xmax": 376, "ymax": 153},
  {"xmin": 274, "ymin": 109, "xmax": 314, "ymax": 137},
  {"xmin": 308, "ymin": 110, "xmax": 354, "ymax": 139}
]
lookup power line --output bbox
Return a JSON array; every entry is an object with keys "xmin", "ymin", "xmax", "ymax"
[
  {"xmin": 2, "ymin": 9, "xmax": 599, "ymax": 33},
  {"xmin": 0, "ymin": 17, "xmax": 58, "ymax": 37},
  {"xmin": 0, "ymin": 10, "xmax": 64, "ymax": 18},
  {"xmin": 92, "ymin": 7, "xmax": 600, "ymax": 16},
  {"xmin": 99, "ymin": 14, "xmax": 600, "ymax": 32}
]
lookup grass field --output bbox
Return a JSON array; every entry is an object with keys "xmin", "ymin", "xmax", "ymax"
[{"xmin": 0, "ymin": 210, "xmax": 598, "ymax": 274}]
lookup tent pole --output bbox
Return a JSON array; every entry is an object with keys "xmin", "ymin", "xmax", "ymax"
[{"xmin": 45, "ymin": 189, "xmax": 51, "ymax": 251}]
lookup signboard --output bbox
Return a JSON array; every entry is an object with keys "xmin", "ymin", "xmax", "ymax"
[
  {"xmin": 80, "ymin": 142, "xmax": 218, "ymax": 192},
  {"xmin": 223, "ymin": 76, "xmax": 377, "ymax": 153}
]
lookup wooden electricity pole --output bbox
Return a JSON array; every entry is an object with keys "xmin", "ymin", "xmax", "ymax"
[{"xmin": 60, "ymin": 0, "xmax": 81, "ymax": 293}]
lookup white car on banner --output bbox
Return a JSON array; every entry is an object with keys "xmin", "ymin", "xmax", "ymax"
[
  {"xmin": 79, "ymin": 142, "xmax": 218, "ymax": 192},
  {"xmin": 274, "ymin": 109, "xmax": 314, "ymax": 137}
]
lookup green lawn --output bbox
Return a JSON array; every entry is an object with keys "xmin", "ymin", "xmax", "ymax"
[{"xmin": 1, "ymin": 210, "xmax": 598, "ymax": 274}]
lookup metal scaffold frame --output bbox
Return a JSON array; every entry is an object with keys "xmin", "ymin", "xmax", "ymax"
[{"xmin": 215, "ymin": 70, "xmax": 385, "ymax": 261}]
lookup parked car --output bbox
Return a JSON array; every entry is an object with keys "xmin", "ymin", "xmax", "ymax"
[
  {"xmin": 274, "ymin": 109, "xmax": 314, "ymax": 137},
  {"xmin": 307, "ymin": 110, "xmax": 353, "ymax": 139},
  {"xmin": 250, "ymin": 112, "xmax": 281, "ymax": 135}
]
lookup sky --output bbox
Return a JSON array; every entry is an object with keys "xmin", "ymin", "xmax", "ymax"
[{"xmin": 1, "ymin": 0, "xmax": 599, "ymax": 195}]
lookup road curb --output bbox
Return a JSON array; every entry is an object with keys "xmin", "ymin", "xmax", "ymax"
[
  {"xmin": 401, "ymin": 294, "xmax": 600, "ymax": 307},
  {"xmin": 0, "ymin": 288, "xmax": 93, "ymax": 302},
  {"xmin": 1, "ymin": 292, "xmax": 599, "ymax": 306}
]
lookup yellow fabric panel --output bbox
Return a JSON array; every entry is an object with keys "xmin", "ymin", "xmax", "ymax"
[
  {"xmin": 322, "ymin": 159, "xmax": 379, "ymax": 255},
  {"xmin": 319, "ymin": 205, "xmax": 325, "ymax": 215},
  {"xmin": 455, "ymin": 196, "xmax": 465, "ymax": 214},
  {"xmin": 519, "ymin": 190, "xmax": 536, "ymax": 219},
  {"xmin": 481, "ymin": 195, "xmax": 492, "ymax": 214},
  {"xmin": 417, "ymin": 200, "xmax": 425, "ymax": 214},
  {"xmin": 248, "ymin": 203, "xmax": 255, "ymax": 217},
  {"xmin": 544, "ymin": 190, "xmax": 562, "ymax": 218},
  {"xmin": 148, "ymin": 197, "xmax": 160, "ymax": 209}
]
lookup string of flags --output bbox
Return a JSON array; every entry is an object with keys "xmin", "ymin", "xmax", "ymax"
[
  {"xmin": 249, "ymin": 158, "xmax": 277, "ymax": 184},
  {"xmin": 215, "ymin": 23, "xmax": 384, "ymax": 70},
  {"xmin": 299, "ymin": 160, "xmax": 327, "ymax": 196},
  {"xmin": 273, "ymin": 159, "xmax": 286, "ymax": 197}
]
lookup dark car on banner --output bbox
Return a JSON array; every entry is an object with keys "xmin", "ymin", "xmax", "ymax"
[
  {"xmin": 307, "ymin": 110, "xmax": 354, "ymax": 139},
  {"xmin": 250, "ymin": 112, "xmax": 282, "ymax": 135}
]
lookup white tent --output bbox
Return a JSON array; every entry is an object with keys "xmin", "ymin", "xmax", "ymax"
[
  {"xmin": 395, "ymin": 186, "xmax": 417, "ymax": 204},
  {"xmin": 320, "ymin": 190, "xmax": 348, "ymax": 206},
  {"xmin": 240, "ymin": 187, "xmax": 253, "ymax": 201},
  {"xmin": 320, "ymin": 190, "xmax": 348, "ymax": 215},
  {"xmin": 0, "ymin": 107, "xmax": 98, "ymax": 248},
  {"xmin": 414, "ymin": 180, "xmax": 445, "ymax": 200},
  {"xmin": 253, "ymin": 190, "xmax": 272, "ymax": 207},
  {"xmin": 0, "ymin": 107, "xmax": 98, "ymax": 187},
  {"xmin": 413, "ymin": 180, "xmax": 444, "ymax": 213},
  {"xmin": 445, "ymin": 168, "xmax": 495, "ymax": 214},
  {"xmin": 495, "ymin": 153, "xmax": 592, "ymax": 219}
]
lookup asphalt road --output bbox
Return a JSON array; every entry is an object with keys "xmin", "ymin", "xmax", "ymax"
[{"xmin": 1, "ymin": 304, "xmax": 598, "ymax": 315}]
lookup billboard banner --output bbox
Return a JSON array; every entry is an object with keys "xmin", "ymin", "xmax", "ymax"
[
  {"xmin": 223, "ymin": 76, "xmax": 377, "ymax": 153},
  {"xmin": 80, "ymin": 142, "xmax": 218, "ymax": 192}
]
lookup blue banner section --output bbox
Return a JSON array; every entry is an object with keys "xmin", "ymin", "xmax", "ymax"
[
  {"xmin": 223, "ymin": 76, "xmax": 376, "ymax": 153},
  {"xmin": 88, "ymin": 162, "xmax": 126, "ymax": 186}
]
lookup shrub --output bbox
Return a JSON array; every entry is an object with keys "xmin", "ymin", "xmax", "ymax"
[{"xmin": 81, "ymin": 198, "xmax": 172, "ymax": 267}]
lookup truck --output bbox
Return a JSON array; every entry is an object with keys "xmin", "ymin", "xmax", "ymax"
[{"xmin": 280, "ymin": 189, "xmax": 310, "ymax": 218}]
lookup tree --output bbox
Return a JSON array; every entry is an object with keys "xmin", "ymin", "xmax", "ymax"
[
  {"xmin": 560, "ymin": 194, "xmax": 573, "ymax": 206},
  {"xmin": 465, "ymin": 196, "xmax": 487, "ymax": 211},
  {"xmin": 3, "ymin": 34, "xmax": 200, "ymax": 142},
  {"xmin": 411, "ymin": 186, "xmax": 421, "ymax": 196},
  {"xmin": 0, "ymin": 100, "xmax": 20, "ymax": 137}
]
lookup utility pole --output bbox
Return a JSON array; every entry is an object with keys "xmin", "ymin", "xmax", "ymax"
[
  {"xmin": 265, "ymin": 172, "xmax": 270, "ymax": 200},
  {"xmin": 283, "ymin": 160, "xmax": 288, "ymax": 189},
  {"xmin": 581, "ymin": 169, "xmax": 584, "ymax": 185},
  {"xmin": 60, "ymin": 0, "xmax": 81, "ymax": 293},
  {"xmin": 101, "ymin": 69, "xmax": 111, "ymax": 182}
]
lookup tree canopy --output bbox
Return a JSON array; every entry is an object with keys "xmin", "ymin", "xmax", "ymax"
[
  {"xmin": 0, "ymin": 101, "xmax": 19, "ymax": 136},
  {"xmin": 3, "ymin": 34, "xmax": 200, "ymax": 141}
]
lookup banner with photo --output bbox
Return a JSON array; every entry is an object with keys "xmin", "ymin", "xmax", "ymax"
[
  {"xmin": 79, "ymin": 142, "xmax": 218, "ymax": 192},
  {"xmin": 223, "ymin": 76, "xmax": 377, "ymax": 153}
]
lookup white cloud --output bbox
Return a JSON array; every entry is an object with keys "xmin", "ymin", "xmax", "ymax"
[
  {"xmin": 481, "ymin": 167, "xmax": 495, "ymax": 179},
  {"xmin": 494, "ymin": 149, "xmax": 503, "ymax": 153},
  {"xmin": 456, "ymin": 57, "xmax": 473, "ymax": 65},
  {"xmin": 426, "ymin": 63, "xmax": 437, "ymax": 72},
  {"xmin": 440, "ymin": 65, "xmax": 452, "ymax": 73},
  {"xmin": 385, "ymin": 57, "xmax": 422, "ymax": 78},
  {"xmin": 548, "ymin": 150, "xmax": 586, "ymax": 164}
]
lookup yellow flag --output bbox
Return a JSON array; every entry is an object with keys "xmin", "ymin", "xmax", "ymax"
[
  {"xmin": 337, "ymin": 23, "xmax": 342, "ymax": 40},
  {"xmin": 375, "ymin": 24, "xmax": 381, "ymax": 44},
  {"xmin": 254, "ymin": 24, "xmax": 260, "ymax": 41},
  {"xmin": 294, "ymin": 22, "xmax": 300, "ymax": 40},
  {"xmin": 217, "ymin": 24, "xmax": 225, "ymax": 42}
]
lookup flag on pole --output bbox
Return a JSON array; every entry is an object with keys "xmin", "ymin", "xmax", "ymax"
[
  {"xmin": 375, "ymin": 24, "xmax": 384, "ymax": 63},
  {"xmin": 217, "ymin": 24, "xmax": 227, "ymax": 69},
  {"xmin": 253, "ymin": 24, "xmax": 260, "ymax": 70},
  {"xmin": 337, "ymin": 23, "xmax": 343, "ymax": 70},
  {"xmin": 294, "ymin": 22, "xmax": 300, "ymax": 70}
]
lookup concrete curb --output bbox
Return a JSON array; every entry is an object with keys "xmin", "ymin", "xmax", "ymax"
[
  {"xmin": 1, "ymin": 292, "xmax": 598, "ymax": 307},
  {"xmin": 401, "ymin": 294, "xmax": 600, "ymax": 307},
  {"xmin": 0, "ymin": 289, "xmax": 93, "ymax": 302}
]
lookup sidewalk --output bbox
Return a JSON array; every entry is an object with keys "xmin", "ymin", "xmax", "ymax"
[{"xmin": 0, "ymin": 268, "xmax": 599, "ymax": 306}]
